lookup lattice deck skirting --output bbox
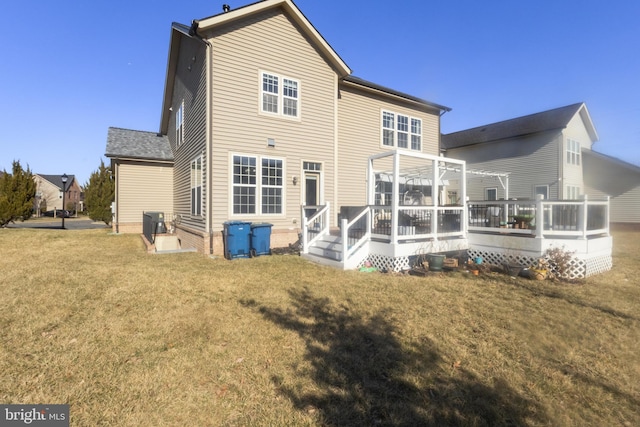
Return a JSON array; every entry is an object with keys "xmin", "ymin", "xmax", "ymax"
[
  {"xmin": 467, "ymin": 249, "xmax": 611, "ymax": 279},
  {"xmin": 363, "ymin": 250, "xmax": 612, "ymax": 279}
]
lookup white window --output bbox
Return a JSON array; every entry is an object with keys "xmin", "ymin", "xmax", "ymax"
[
  {"xmin": 566, "ymin": 185, "xmax": 580, "ymax": 200},
  {"xmin": 485, "ymin": 188, "xmax": 497, "ymax": 201},
  {"xmin": 382, "ymin": 112, "xmax": 395, "ymax": 146},
  {"xmin": 381, "ymin": 111, "xmax": 422, "ymax": 151},
  {"xmin": 261, "ymin": 72, "xmax": 299, "ymax": 118},
  {"xmin": 191, "ymin": 156, "xmax": 202, "ymax": 216},
  {"xmin": 534, "ymin": 185, "xmax": 548, "ymax": 199},
  {"xmin": 232, "ymin": 155, "xmax": 283, "ymax": 215},
  {"xmin": 176, "ymin": 101, "xmax": 184, "ymax": 147},
  {"xmin": 411, "ymin": 118, "xmax": 422, "ymax": 150},
  {"xmin": 567, "ymin": 139, "xmax": 581, "ymax": 165}
]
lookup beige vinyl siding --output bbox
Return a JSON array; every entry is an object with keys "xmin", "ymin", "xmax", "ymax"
[
  {"xmin": 206, "ymin": 9, "xmax": 337, "ymax": 230},
  {"xmin": 117, "ymin": 162, "xmax": 173, "ymax": 224},
  {"xmin": 337, "ymin": 84, "xmax": 441, "ymax": 208},
  {"xmin": 169, "ymin": 35, "xmax": 208, "ymax": 231},
  {"xmin": 447, "ymin": 130, "xmax": 562, "ymax": 200}
]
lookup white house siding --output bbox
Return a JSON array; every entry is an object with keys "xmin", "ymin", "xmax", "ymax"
[
  {"xmin": 205, "ymin": 9, "xmax": 338, "ymax": 234},
  {"xmin": 562, "ymin": 114, "xmax": 592, "ymax": 197},
  {"xmin": 583, "ymin": 153, "xmax": 640, "ymax": 224},
  {"xmin": 446, "ymin": 130, "xmax": 562, "ymax": 200},
  {"xmin": 169, "ymin": 35, "xmax": 208, "ymax": 232},
  {"xmin": 336, "ymin": 84, "xmax": 441, "ymax": 208},
  {"xmin": 609, "ymin": 188, "xmax": 640, "ymax": 223},
  {"xmin": 115, "ymin": 162, "xmax": 173, "ymax": 233}
]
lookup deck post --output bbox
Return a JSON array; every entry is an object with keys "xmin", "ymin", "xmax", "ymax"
[
  {"xmin": 391, "ymin": 152, "xmax": 400, "ymax": 244},
  {"xmin": 301, "ymin": 205, "xmax": 308, "ymax": 253},
  {"xmin": 579, "ymin": 194, "xmax": 588, "ymax": 239},
  {"xmin": 341, "ymin": 218, "xmax": 348, "ymax": 266},
  {"xmin": 535, "ymin": 194, "xmax": 544, "ymax": 239},
  {"xmin": 605, "ymin": 196, "xmax": 610, "ymax": 236}
]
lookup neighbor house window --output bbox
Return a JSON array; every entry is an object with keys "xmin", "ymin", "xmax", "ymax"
[
  {"xmin": 567, "ymin": 139, "xmax": 581, "ymax": 165},
  {"xmin": 233, "ymin": 155, "xmax": 283, "ymax": 215},
  {"xmin": 534, "ymin": 185, "xmax": 548, "ymax": 199},
  {"xmin": 381, "ymin": 111, "xmax": 422, "ymax": 151},
  {"xmin": 176, "ymin": 101, "xmax": 184, "ymax": 147},
  {"xmin": 261, "ymin": 72, "xmax": 299, "ymax": 118},
  {"xmin": 411, "ymin": 118, "xmax": 422, "ymax": 150},
  {"xmin": 566, "ymin": 185, "xmax": 580, "ymax": 200},
  {"xmin": 485, "ymin": 188, "xmax": 497, "ymax": 201},
  {"xmin": 190, "ymin": 156, "xmax": 202, "ymax": 216}
]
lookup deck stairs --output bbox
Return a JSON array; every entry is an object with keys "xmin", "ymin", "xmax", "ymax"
[{"xmin": 301, "ymin": 229, "xmax": 370, "ymax": 270}]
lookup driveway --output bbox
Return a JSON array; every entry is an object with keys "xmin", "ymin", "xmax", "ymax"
[{"xmin": 6, "ymin": 218, "xmax": 110, "ymax": 230}]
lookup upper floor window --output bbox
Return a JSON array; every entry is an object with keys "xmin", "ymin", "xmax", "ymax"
[
  {"xmin": 261, "ymin": 72, "xmax": 299, "ymax": 119},
  {"xmin": 381, "ymin": 111, "xmax": 422, "ymax": 151},
  {"xmin": 567, "ymin": 139, "xmax": 580, "ymax": 165},
  {"xmin": 176, "ymin": 101, "xmax": 184, "ymax": 147}
]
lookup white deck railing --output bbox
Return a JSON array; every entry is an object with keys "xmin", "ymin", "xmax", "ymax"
[
  {"xmin": 301, "ymin": 203, "xmax": 331, "ymax": 254},
  {"xmin": 467, "ymin": 195, "xmax": 609, "ymax": 239}
]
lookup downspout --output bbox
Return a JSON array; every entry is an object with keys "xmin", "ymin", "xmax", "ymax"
[{"xmin": 189, "ymin": 20, "xmax": 215, "ymax": 255}]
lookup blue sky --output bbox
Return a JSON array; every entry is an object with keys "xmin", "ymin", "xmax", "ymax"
[{"xmin": 1, "ymin": 0, "xmax": 638, "ymax": 184}]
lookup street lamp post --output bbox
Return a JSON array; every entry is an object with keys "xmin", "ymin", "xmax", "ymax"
[{"xmin": 61, "ymin": 173, "xmax": 68, "ymax": 229}]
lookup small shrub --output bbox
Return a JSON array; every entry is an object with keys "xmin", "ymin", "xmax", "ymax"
[{"xmin": 544, "ymin": 246, "xmax": 576, "ymax": 280}]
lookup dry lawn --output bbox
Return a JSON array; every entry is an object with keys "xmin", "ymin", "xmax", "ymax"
[{"xmin": 0, "ymin": 225, "xmax": 639, "ymax": 426}]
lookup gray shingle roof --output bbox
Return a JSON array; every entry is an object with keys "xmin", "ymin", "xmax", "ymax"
[
  {"xmin": 105, "ymin": 127, "xmax": 173, "ymax": 161},
  {"xmin": 38, "ymin": 174, "xmax": 76, "ymax": 190},
  {"xmin": 442, "ymin": 103, "xmax": 585, "ymax": 149}
]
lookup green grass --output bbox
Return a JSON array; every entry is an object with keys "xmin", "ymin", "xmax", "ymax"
[{"xmin": 0, "ymin": 226, "xmax": 639, "ymax": 426}]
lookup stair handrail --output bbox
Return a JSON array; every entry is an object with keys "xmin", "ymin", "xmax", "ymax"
[
  {"xmin": 301, "ymin": 203, "xmax": 330, "ymax": 253},
  {"xmin": 341, "ymin": 205, "xmax": 372, "ymax": 267}
]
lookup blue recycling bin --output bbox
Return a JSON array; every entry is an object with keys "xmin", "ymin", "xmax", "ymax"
[
  {"xmin": 223, "ymin": 221, "xmax": 251, "ymax": 259},
  {"xmin": 250, "ymin": 223, "xmax": 273, "ymax": 256}
]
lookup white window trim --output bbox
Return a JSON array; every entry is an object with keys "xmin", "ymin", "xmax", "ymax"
[
  {"xmin": 566, "ymin": 138, "xmax": 581, "ymax": 166},
  {"xmin": 190, "ymin": 156, "xmax": 203, "ymax": 217},
  {"xmin": 230, "ymin": 153, "xmax": 286, "ymax": 217},
  {"xmin": 534, "ymin": 185, "xmax": 549, "ymax": 199},
  {"xmin": 485, "ymin": 187, "xmax": 498, "ymax": 201},
  {"xmin": 380, "ymin": 110, "xmax": 422, "ymax": 151},
  {"xmin": 259, "ymin": 70, "xmax": 301, "ymax": 120},
  {"xmin": 176, "ymin": 100, "xmax": 184, "ymax": 147}
]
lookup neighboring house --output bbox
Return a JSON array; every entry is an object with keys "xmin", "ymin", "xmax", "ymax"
[
  {"xmin": 33, "ymin": 174, "xmax": 83, "ymax": 215},
  {"xmin": 442, "ymin": 102, "xmax": 639, "ymax": 224},
  {"xmin": 106, "ymin": 0, "xmax": 450, "ymax": 254},
  {"xmin": 442, "ymin": 103, "xmax": 599, "ymax": 201},
  {"xmin": 583, "ymin": 150, "xmax": 640, "ymax": 224}
]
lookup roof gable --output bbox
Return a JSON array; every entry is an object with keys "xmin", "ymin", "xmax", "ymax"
[
  {"xmin": 194, "ymin": 0, "xmax": 350, "ymax": 77},
  {"xmin": 36, "ymin": 174, "xmax": 77, "ymax": 191},
  {"xmin": 443, "ymin": 103, "xmax": 598, "ymax": 149},
  {"xmin": 105, "ymin": 127, "xmax": 173, "ymax": 162}
]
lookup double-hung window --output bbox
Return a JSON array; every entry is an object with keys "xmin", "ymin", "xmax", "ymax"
[
  {"xmin": 233, "ymin": 155, "xmax": 283, "ymax": 215},
  {"xmin": 176, "ymin": 101, "xmax": 184, "ymax": 147},
  {"xmin": 567, "ymin": 139, "xmax": 581, "ymax": 165},
  {"xmin": 190, "ymin": 156, "xmax": 202, "ymax": 216},
  {"xmin": 381, "ymin": 110, "xmax": 422, "ymax": 151},
  {"xmin": 261, "ymin": 72, "xmax": 299, "ymax": 118}
]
